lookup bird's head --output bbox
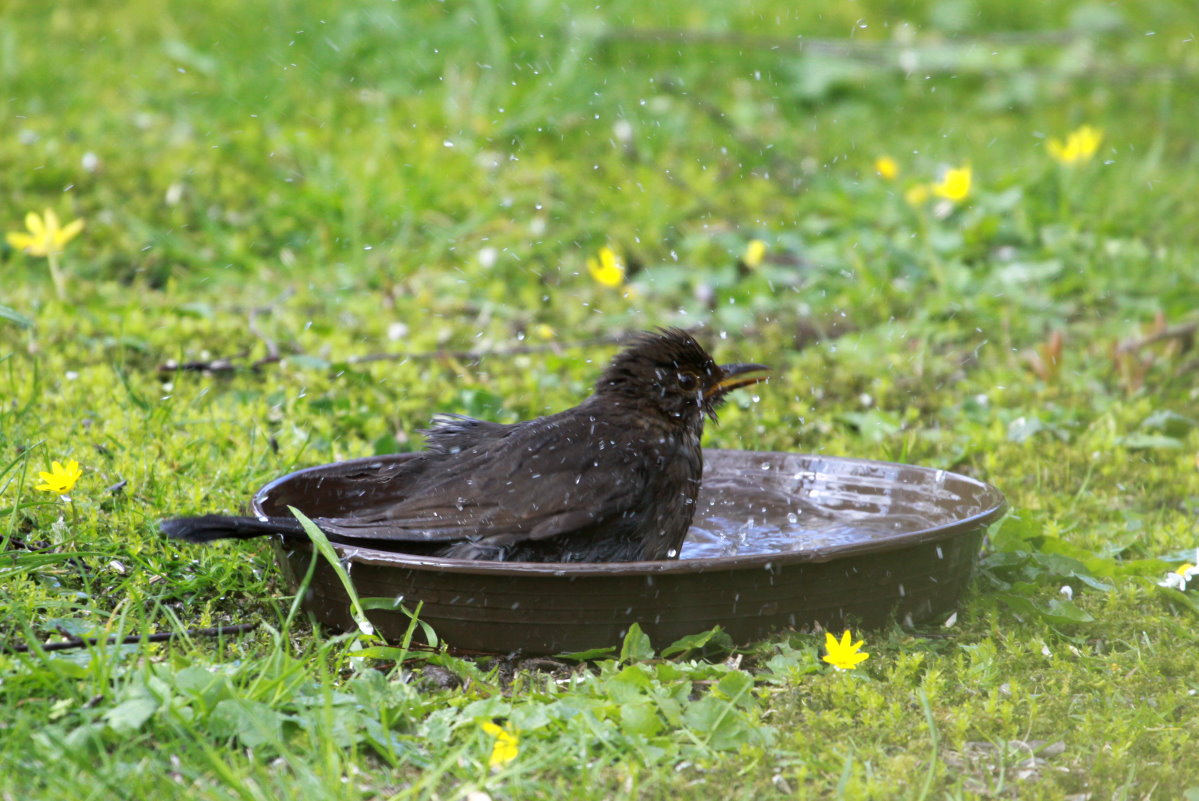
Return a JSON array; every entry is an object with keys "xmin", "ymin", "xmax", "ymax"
[{"xmin": 595, "ymin": 328, "xmax": 769, "ymax": 426}]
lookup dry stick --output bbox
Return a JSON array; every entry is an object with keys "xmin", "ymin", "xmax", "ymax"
[
  {"xmin": 606, "ymin": 28, "xmax": 1193, "ymax": 85},
  {"xmin": 600, "ymin": 27, "xmax": 1087, "ymax": 58},
  {"xmin": 1113, "ymin": 321, "xmax": 1197, "ymax": 355},
  {"xmin": 155, "ymin": 317, "xmax": 858, "ymax": 375},
  {"xmin": 159, "ymin": 291, "xmax": 293, "ymax": 374},
  {"xmin": 5, "ymin": 622, "xmax": 260, "ymax": 654},
  {"xmin": 157, "ymin": 333, "xmax": 631, "ymax": 373},
  {"xmin": 345, "ymin": 334, "xmax": 628, "ymax": 366}
]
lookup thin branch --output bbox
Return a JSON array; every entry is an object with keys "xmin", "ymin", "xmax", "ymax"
[
  {"xmin": 345, "ymin": 335, "xmax": 628, "ymax": 365},
  {"xmin": 604, "ymin": 27, "xmax": 1193, "ymax": 85},
  {"xmin": 601, "ymin": 26, "xmax": 1089, "ymax": 59},
  {"xmin": 158, "ymin": 291, "xmax": 292, "ymax": 374},
  {"xmin": 5, "ymin": 622, "xmax": 260, "ymax": 654},
  {"xmin": 157, "ymin": 334, "xmax": 632, "ymax": 373},
  {"xmin": 1113, "ymin": 321, "xmax": 1197, "ymax": 355}
]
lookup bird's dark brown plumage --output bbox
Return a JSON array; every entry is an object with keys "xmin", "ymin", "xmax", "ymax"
[{"xmin": 160, "ymin": 328, "xmax": 768, "ymax": 562}]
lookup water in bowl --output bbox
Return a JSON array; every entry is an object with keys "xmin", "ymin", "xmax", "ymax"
[{"xmin": 680, "ymin": 461, "xmax": 964, "ymax": 559}]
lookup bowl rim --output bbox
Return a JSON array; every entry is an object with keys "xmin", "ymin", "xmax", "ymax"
[{"xmin": 252, "ymin": 449, "xmax": 1007, "ymax": 577}]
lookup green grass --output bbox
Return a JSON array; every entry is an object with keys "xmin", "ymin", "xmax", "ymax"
[{"xmin": 3, "ymin": 0, "xmax": 1199, "ymax": 798}]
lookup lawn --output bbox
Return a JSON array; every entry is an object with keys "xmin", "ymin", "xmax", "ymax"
[{"xmin": 2, "ymin": 1, "xmax": 1198, "ymax": 798}]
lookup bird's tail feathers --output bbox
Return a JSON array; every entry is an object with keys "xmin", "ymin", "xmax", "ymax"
[{"xmin": 160, "ymin": 514, "xmax": 307, "ymax": 543}]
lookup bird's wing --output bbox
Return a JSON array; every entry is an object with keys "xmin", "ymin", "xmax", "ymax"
[
  {"xmin": 318, "ymin": 414, "xmax": 649, "ymax": 545},
  {"xmin": 419, "ymin": 413, "xmax": 511, "ymax": 454}
]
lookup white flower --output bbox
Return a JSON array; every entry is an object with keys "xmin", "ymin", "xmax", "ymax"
[
  {"xmin": 1159, "ymin": 572, "xmax": 1189, "ymax": 590},
  {"xmin": 1157, "ymin": 550, "xmax": 1199, "ymax": 589}
]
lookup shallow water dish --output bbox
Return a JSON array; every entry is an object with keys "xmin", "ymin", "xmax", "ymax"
[{"xmin": 253, "ymin": 449, "xmax": 1006, "ymax": 655}]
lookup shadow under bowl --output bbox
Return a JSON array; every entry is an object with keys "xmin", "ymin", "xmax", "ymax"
[{"xmin": 253, "ymin": 449, "xmax": 1006, "ymax": 655}]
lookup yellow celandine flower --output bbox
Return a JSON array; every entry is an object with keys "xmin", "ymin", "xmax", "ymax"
[
  {"xmin": 743, "ymin": 239, "xmax": 767, "ymax": 269},
  {"xmin": 874, "ymin": 156, "xmax": 899, "ymax": 180},
  {"xmin": 822, "ymin": 630, "xmax": 869, "ymax": 671},
  {"xmin": 904, "ymin": 184, "xmax": 930, "ymax": 207},
  {"xmin": 1047, "ymin": 125, "xmax": 1103, "ymax": 166},
  {"xmin": 481, "ymin": 721, "xmax": 519, "ymax": 767},
  {"xmin": 931, "ymin": 165, "xmax": 972, "ymax": 202},
  {"xmin": 586, "ymin": 246, "xmax": 625, "ymax": 288},
  {"xmin": 7, "ymin": 209, "xmax": 84, "ymax": 257},
  {"xmin": 36, "ymin": 459, "xmax": 83, "ymax": 495},
  {"xmin": 7, "ymin": 208, "xmax": 84, "ymax": 300}
]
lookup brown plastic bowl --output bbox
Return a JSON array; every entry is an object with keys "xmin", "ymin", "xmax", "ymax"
[{"xmin": 252, "ymin": 449, "xmax": 1005, "ymax": 655}]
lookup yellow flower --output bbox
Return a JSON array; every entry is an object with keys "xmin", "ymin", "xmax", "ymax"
[
  {"xmin": 874, "ymin": 156, "xmax": 899, "ymax": 180},
  {"xmin": 7, "ymin": 209, "xmax": 85, "ymax": 258},
  {"xmin": 36, "ymin": 459, "xmax": 83, "ymax": 495},
  {"xmin": 931, "ymin": 165, "xmax": 972, "ymax": 202},
  {"xmin": 822, "ymin": 630, "xmax": 869, "ymax": 671},
  {"xmin": 533, "ymin": 323, "xmax": 555, "ymax": 340},
  {"xmin": 481, "ymin": 721, "xmax": 519, "ymax": 767},
  {"xmin": 904, "ymin": 184, "xmax": 930, "ymax": 207},
  {"xmin": 1047, "ymin": 125, "xmax": 1103, "ymax": 166},
  {"xmin": 743, "ymin": 239, "xmax": 767, "ymax": 269},
  {"xmin": 586, "ymin": 246, "xmax": 625, "ymax": 288}
]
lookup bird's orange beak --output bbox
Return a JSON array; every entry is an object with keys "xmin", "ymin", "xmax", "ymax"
[{"xmin": 705, "ymin": 362, "xmax": 770, "ymax": 399}]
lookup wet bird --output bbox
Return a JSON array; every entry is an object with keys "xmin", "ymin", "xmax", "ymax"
[{"xmin": 161, "ymin": 328, "xmax": 768, "ymax": 562}]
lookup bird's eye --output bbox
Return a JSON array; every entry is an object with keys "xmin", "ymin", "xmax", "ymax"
[{"xmin": 677, "ymin": 372, "xmax": 698, "ymax": 390}]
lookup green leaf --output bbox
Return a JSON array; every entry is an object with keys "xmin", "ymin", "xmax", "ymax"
[
  {"xmin": 289, "ymin": 506, "xmax": 374, "ymax": 637},
  {"xmin": 620, "ymin": 701, "xmax": 663, "ymax": 736},
  {"xmin": 762, "ymin": 644, "xmax": 821, "ymax": 682},
  {"xmin": 604, "ymin": 664, "xmax": 655, "ymax": 703},
  {"xmin": 509, "ymin": 703, "xmax": 552, "ymax": 731},
  {"xmin": 1044, "ymin": 598, "xmax": 1095, "ymax": 623},
  {"xmin": 996, "ymin": 593, "xmax": 1094, "ymax": 625},
  {"xmin": 354, "ymin": 645, "xmax": 429, "ymax": 662},
  {"xmin": 1139, "ymin": 409, "xmax": 1197, "ymax": 438},
  {"xmin": 661, "ymin": 626, "xmax": 733, "ymax": 659},
  {"xmin": 556, "ymin": 646, "xmax": 616, "ymax": 662},
  {"xmin": 619, "ymin": 623, "xmax": 654, "ymax": 662},
  {"xmin": 359, "ymin": 597, "xmax": 438, "ymax": 648},
  {"xmin": 1156, "ymin": 585, "xmax": 1199, "ymax": 617},
  {"xmin": 103, "ymin": 697, "xmax": 158, "ymax": 734},
  {"xmin": 682, "ymin": 696, "xmax": 754, "ymax": 751},
  {"xmin": 172, "ymin": 666, "xmax": 234, "ymax": 709},
  {"xmin": 210, "ymin": 698, "xmax": 284, "ymax": 748},
  {"xmin": 0, "ymin": 303, "xmax": 34, "ymax": 329},
  {"xmin": 712, "ymin": 670, "xmax": 756, "ymax": 707},
  {"xmin": 1072, "ymin": 574, "xmax": 1115, "ymax": 592},
  {"xmin": 425, "ymin": 652, "xmax": 496, "ymax": 689},
  {"xmin": 1116, "ymin": 434, "xmax": 1184, "ymax": 450}
]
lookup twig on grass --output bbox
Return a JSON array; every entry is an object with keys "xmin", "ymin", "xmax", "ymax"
[
  {"xmin": 1112, "ymin": 320, "xmax": 1196, "ymax": 356},
  {"xmin": 5, "ymin": 622, "xmax": 260, "ymax": 654},
  {"xmin": 159, "ymin": 294, "xmax": 291, "ymax": 374},
  {"xmin": 156, "ymin": 333, "xmax": 630, "ymax": 374},
  {"xmin": 600, "ymin": 27, "xmax": 1090, "ymax": 59}
]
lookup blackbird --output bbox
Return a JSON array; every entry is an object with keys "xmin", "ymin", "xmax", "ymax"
[{"xmin": 161, "ymin": 328, "xmax": 768, "ymax": 562}]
